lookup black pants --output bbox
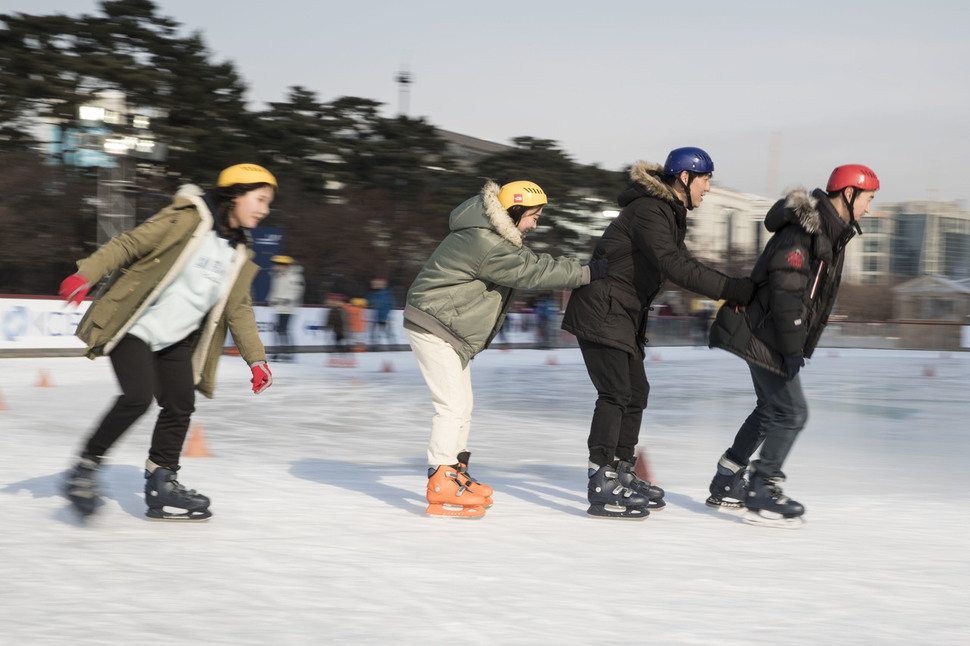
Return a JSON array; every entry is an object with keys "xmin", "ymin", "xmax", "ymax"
[
  {"xmin": 578, "ymin": 338, "xmax": 650, "ymax": 467},
  {"xmin": 276, "ymin": 312, "xmax": 292, "ymax": 353},
  {"xmin": 84, "ymin": 334, "xmax": 196, "ymax": 468},
  {"xmin": 725, "ymin": 363, "xmax": 808, "ymax": 479}
]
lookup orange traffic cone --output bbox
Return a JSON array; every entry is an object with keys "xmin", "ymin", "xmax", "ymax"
[
  {"xmin": 545, "ymin": 354, "xmax": 558, "ymax": 366},
  {"xmin": 634, "ymin": 448, "xmax": 655, "ymax": 485},
  {"xmin": 0, "ymin": 389, "xmax": 6, "ymax": 410},
  {"xmin": 36, "ymin": 370, "xmax": 52, "ymax": 387},
  {"xmin": 380, "ymin": 360, "xmax": 395, "ymax": 373},
  {"xmin": 183, "ymin": 424, "xmax": 212, "ymax": 457}
]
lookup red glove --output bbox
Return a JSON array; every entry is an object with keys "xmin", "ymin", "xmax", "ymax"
[
  {"xmin": 250, "ymin": 361, "xmax": 273, "ymax": 394},
  {"xmin": 59, "ymin": 273, "xmax": 91, "ymax": 305}
]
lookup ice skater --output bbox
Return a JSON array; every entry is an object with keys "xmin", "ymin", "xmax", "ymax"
[
  {"xmin": 267, "ymin": 254, "xmax": 305, "ymax": 361},
  {"xmin": 404, "ymin": 180, "xmax": 607, "ymax": 518},
  {"xmin": 59, "ymin": 163, "xmax": 277, "ymax": 521},
  {"xmin": 706, "ymin": 164, "xmax": 880, "ymax": 528},
  {"xmin": 367, "ymin": 278, "xmax": 396, "ymax": 348},
  {"xmin": 561, "ymin": 148, "xmax": 756, "ymax": 520}
]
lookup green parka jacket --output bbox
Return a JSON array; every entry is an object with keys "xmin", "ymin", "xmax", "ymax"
[
  {"xmin": 74, "ymin": 185, "xmax": 266, "ymax": 398},
  {"xmin": 404, "ymin": 181, "xmax": 591, "ymax": 365}
]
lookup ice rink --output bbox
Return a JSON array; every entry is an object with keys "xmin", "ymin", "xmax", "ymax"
[{"xmin": 1, "ymin": 346, "xmax": 968, "ymax": 645}]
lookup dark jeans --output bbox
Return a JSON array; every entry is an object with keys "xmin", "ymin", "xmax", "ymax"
[
  {"xmin": 84, "ymin": 334, "xmax": 196, "ymax": 468},
  {"xmin": 725, "ymin": 363, "xmax": 808, "ymax": 479},
  {"xmin": 276, "ymin": 313, "xmax": 292, "ymax": 353},
  {"xmin": 578, "ymin": 338, "xmax": 650, "ymax": 467}
]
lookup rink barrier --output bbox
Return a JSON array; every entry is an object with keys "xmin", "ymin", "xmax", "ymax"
[{"xmin": 2, "ymin": 296, "xmax": 968, "ymax": 357}]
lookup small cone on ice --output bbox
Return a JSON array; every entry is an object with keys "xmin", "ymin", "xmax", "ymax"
[
  {"xmin": 634, "ymin": 448, "xmax": 654, "ymax": 485},
  {"xmin": 0, "ymin": 389, "xmax": 6, "ymax": 410},
  {"xmin": 380, "ymin": 360, "xmax": 395, "ymax": 373},
  {"xmin": 922, "ymin": 365, "xmax": 936, "ymax": 377},
  {"xmin": 545, "ymin": 354, "xmax": 558, "ymax": 366},
  {"xmin": 183, "ymin": 424, "xmax": 212, "ymax": 457},
  {"xmin": 36, "ymin": 370, "xmax": 52, "ymax": 387}
]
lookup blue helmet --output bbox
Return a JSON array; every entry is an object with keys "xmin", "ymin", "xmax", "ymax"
[{"xmin": 663, "ymin": 147, "xmax": 714, "ymax": 175}]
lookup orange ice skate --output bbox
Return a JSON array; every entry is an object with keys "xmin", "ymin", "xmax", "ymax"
[
  {"xmin": 456, "ymin": 451, "xmax": 493, "ymax": 508},
  {"xmin": 426, "ymin": 465, "xmax": 487, "ymax": 518}
]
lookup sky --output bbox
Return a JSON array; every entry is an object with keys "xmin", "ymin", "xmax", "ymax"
[
  {"xmin": 2, "ymin": 347, "xmax": 968, "ymax": 644},
  {"xmin": 10, "ymin": 0, "xmax": 970, "ymax": 205}
]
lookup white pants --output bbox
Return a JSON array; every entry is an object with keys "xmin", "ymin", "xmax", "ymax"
[{"xmin": 405, "ymin": 327, "xmax": 473, "ymax": 467}]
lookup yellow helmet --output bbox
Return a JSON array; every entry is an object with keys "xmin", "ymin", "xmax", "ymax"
[
  {"xmin": 498, "ymin": 181, "xmax": 547, "ymax": 210},
  {"xmin": 270, "ymin": 255, "xmax": 294, "ymax": 264},
  {"xmin": 218, "ymin": 163, "xmax": 278, "ymax": 188}
]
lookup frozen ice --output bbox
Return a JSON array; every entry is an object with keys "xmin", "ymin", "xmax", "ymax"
[{"xmin": 1, "ymin": 347, "xmax": 968, "ymax": 644}]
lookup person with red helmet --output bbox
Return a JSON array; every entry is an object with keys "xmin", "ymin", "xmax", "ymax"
[{"xmin": 707, "ymin": 164, "xmax": 879, "ymax": 528}]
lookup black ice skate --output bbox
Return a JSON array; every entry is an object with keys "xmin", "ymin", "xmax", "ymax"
[
  {"xmin": 63, "ymin": 453, "xmax": 103, "ymax": 517},
  {"xmin": 615, "ymin": 460, "xmax": 665, "ymax": 510},
  {"xmin": 742, "ymin": 473, "xmax": 804, "ymax": 529},
  {"xmin": 586, "ymin": 464, "xmax": 650, "ymax": 520},
  {"xmin": 706, "ymin": 453, "xmax": 748, "ymax": 511},
  {"xmin": 144, "ymin": 460, "xmax": 212, "ymax": 522}
]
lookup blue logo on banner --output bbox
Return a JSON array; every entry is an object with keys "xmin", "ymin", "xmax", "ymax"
[{"xmin": 2, "ymin": 306, "xmax": 29, "ymax": 341}]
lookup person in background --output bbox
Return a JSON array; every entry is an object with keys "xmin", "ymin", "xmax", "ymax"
[
  {"xmin": 707, "ymin": 164, "xmax": 880, "ymax": 528},
  {"xmin": 344, "ymin": 297, "xmax": 368, "ymax": 352},
  {"xmin": 324, "ymin": 293, "xmax": 347, "ymax": 350},
  {"xmin": 562, "ymin": 147, "xmax": 756, "ymax": 520},
  {"xmin": 267, "ymin": 254, "xmax": 305, "ymax": 361},
  {"xmin": 59, "ymin": 163, "xmax": 277, "ymax": 521},
  {"xmin": 367, "ymin": 278, "xmax": 396, "ymax": 348},
  {"xmin": 404, "ymin": 180, "xmax": 607, "ymax": 518}
]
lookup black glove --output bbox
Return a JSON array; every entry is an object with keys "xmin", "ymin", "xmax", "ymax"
[
  {"xmin": 722, "ymin": 277, "xmax": 755, "ymax": 306},
  {"xmin": 783, "ymin": 354, "xmax": 805, "ymax": 381},
  {"xmin": 585, "ymin": 257, "xmax": 608, "ymax": 281}
]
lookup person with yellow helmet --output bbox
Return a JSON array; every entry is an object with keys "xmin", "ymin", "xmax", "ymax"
[
  {"xmin": 58, "ymin": 163, "xmax": 278, "ymax": 521},
  {"xmin": 404, "ymin": 179, "xmax": 608, "ymax": 518},
  {"xmin": 267, "ymin": 254, "xmax": 305, "ymax": 361}
]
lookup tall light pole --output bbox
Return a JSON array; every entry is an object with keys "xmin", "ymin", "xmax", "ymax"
[{"xmin": 395, "ymin": 66, "xmax": 412, "ymax": 117}]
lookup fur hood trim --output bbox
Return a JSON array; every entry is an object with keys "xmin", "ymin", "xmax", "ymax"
[
  {"xmin": 765, "ymin": 186, "xmax": 819, "ymax": 234},
  {"xmin": 481, "ymin": 181, "xmax": 523, "ymax": 248},
  {"xmin": 629, "ymin": 161, "xmax": 679, "ymax": 202}
]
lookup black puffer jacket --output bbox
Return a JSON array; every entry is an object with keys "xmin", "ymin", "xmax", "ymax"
[
  {"xmin": 562, "ymin": 161, "xmax": 736, "ymax": 359},
  {"xmin": 709, "ymin": 187, "xmax": 855, "ymax": 375}
]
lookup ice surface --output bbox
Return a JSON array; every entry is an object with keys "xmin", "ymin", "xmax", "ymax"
[{"xmin": 1, "ymin": 347, "xmax": 968, "ymax": 645}]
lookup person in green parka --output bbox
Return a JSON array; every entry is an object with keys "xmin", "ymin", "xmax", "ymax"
[
  {"xmin": 404, "ymin": 180, "xmax": 607, "ymax": 518},
  {"xmin": 58, "ymin": 163, "xmax": 277, "ymax": 521}
]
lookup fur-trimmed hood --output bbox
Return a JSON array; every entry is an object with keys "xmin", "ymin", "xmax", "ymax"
[
  {"xmin": 765, "ymin": 186, "xmax": 820, "ymax": 234},
  {"xmin": 449, "ymin": 181, "xmax": 523, "ymax": 248},
  {"xmin": 617, "ymin": 161, "xmax": 679, "ymax": 207}
]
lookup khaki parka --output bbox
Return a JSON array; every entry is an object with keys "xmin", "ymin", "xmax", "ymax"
[
  {"xmin": 74, "ymin": 185, "xmax": 266, "ymax": 398},
  {"xmin": 404, "ymin": 181, "xmax": 590, "ymax": 365}
]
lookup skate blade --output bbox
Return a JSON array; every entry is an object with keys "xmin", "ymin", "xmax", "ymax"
[
  {"xmin": 145, "ymin": 507, "xmax": 213, "ymax": 522},
  {"xmin": 425, "ymin": 503, "xmax": 486, "ymax": 518},
  {"xmin": 705, "ymin": 496, "xmax": 745, "ymax": 512},
  {"xmin": 646, "ymin": 499, "xmax": 666, "ymax": 511},
  {"xmin": 66, "ymin": 494, "xmax": 103, "ymax": 517},
  {"xmin": 741, "ymin": 509, "xmax": 804, "ymax": 529},
  {"xmin": 586, "ymin": 504, "xmax": 650, "ymax": 520}
]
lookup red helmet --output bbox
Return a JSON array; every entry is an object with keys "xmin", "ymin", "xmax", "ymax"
[{"xmin": 827, "ymin": 165, "xmax": 880, "ymax": 192}]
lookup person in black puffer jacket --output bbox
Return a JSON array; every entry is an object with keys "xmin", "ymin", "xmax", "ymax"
[
  {"xmin": 562, "ymin": 147, "xmax": 756, "ymax": 519},
  {"xmin": 705, "ymin": 164, "xmax": 880, "ymax": 528}
]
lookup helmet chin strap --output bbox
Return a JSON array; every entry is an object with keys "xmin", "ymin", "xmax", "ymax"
[
  {"xmin": 840, "ymin": 188, "xmax": 863, "ymax": 235},
  {"xmin": 678, "ymin": 173, "xmax": 696, "ymax": 210}
]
